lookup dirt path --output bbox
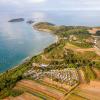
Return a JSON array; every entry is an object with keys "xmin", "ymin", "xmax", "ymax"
[
  {"xmin": 64, "ymin": 43, "xmax": 100, "ymax": 56},
  {"xmin": 41, "ymin": 55, "xmax": 63, "ymax": 62},
  {"xmin": 94, "ymin": 46, "xmax": 100, "ymax": 56}
]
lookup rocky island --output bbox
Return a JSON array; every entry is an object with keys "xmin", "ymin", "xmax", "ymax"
[
  {"xmin": 26, "ymin": 20, "xmax": 34, "ymax": 24},
  {"xmin": 8, "ymin": 18, "xmax": 24, "ymax": 22}
]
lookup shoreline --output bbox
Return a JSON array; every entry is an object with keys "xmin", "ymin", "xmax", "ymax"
[
  {"xmin": 0, "ymin": 27, "xmax": 58, "ymax": 75},
  {"xmin": 33, "ymin": 26, "xmax": 59, "ymax": 42}
]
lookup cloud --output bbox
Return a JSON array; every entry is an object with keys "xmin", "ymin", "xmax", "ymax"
[
  {"xmin": 28, "ymin": 0, "xmax": 46, "ymax": 3},
  {"xmin": 0, "ymin": 0, "xmax": 100, "ymax": 11},
  {"xmin": 0, "ymin": 0, "xmax": 46, "ymax": 4},
  {"xmin": 32, "ymin": 12, "xmax": 46, "ymax": 21},
  {"xmin": 0, "ymin": 0, "xmax": 47, "ymax": 11}
]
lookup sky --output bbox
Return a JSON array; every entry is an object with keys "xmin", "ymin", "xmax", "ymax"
[{"xmin": 0, "ymin": 0, "xmax": 100, "ymax": 12}]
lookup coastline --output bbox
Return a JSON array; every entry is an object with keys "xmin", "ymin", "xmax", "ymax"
[
  {"xmin": 0, "ymin": 27, "xmax": 58, "ymax": 75},
  {"xmin": 1, "ymin": 22, "xmax": 100, "ymax": 99},
  {"xmin": 33, "ymin": 26, "xmax": 59, "ymax": 42}
]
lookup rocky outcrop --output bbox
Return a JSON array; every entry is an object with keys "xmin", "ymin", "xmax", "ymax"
[{"xmin": 8, "ymin": 18, "xmax": 24, "ymax": 22}]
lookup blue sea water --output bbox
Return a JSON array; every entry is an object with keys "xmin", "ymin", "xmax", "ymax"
[{"xmin": 0, "ymin": 10, "xmax": 100, "ymax": 72}]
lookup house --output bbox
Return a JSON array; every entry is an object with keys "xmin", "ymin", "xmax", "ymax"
[
  {"xmin": 94, "ymin": 40, "xmax": 97, "ymax": 44},
  {"xmin": 69, "ymin": 35, "xmax": 77, "ymax": 41},
  {"xmin": 32, "ymin": 63, "xmax": 39, "ymax": 67},
  {"xmin": 40, "ymin": 64, "xmax": 48, "ymax": 68}
]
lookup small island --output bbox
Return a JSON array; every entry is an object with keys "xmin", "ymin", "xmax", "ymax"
[
  {"xmin": 8, "ymin": 18, "xmax": 24, "ymax": 22},
  {"xmin": 26, "ymin": 20, "xmax": 34, "ymax": 24}
]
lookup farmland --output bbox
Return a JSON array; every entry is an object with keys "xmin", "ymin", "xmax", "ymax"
[
  {"xmin": 72, "ymin": 80, "xmax": 100, "ymax": 100},
  {"xmin": 4, "ymin": 67, "xmax": 79, "ymax": 100},
  {"xmin": 6, "ymin": 79, "xmax": 72, "ymax": 100}
]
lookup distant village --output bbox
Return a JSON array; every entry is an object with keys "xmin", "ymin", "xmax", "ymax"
[{"xmin": 24, "ymin": 63, "xmax": 79, "ymax": 86}]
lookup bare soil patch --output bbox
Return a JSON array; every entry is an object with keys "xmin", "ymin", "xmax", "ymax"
[
  {"xmin": 93, "ymin": 68, "xmax": 100, "ymax": 79},
  {"xmin": 77, "ymin": 81, "xmax": 100, "ymax": 100},
  {"xmin": 15, "ymin": 80, "xmax": 64, "ymax": 100},
  {"xmin": 4, "ymin": 92, "xmax": 42, "ymax": 100},
  {"xmin": 43, "ymin": 77, "xmax": 71, "ymax": 91},
  {"xmin": 88, "ymin": 28, "xmax": 100, "ymax": 34}
]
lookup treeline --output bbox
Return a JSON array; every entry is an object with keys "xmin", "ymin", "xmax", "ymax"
[
  {"xmin": 32, "ymin": 38, "xmax": 100, "ymax": 70},
  {"xmin": 0, "ymin": 62, "xmax": 31, "ymax": 98},
  {"xmin": 34, "ymin": 22, "xmax": 91, "ymax": 38},
  {"xmin": 32, "ymin": 41, "xmax": 100, "ymax": 72},
  {"xmin": 81, "ymin": 67, "xmax": 96, "ymax": 83},
  {"xmin": 70, "ymin": 41, "xmax": 93, "ymax": 48},
  {"xmin": 55, "ymin": 27, "xmax": 90, "ymax": 37}
]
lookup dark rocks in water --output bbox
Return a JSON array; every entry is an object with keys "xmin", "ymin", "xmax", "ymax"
[
  {"xmin": 96, "ymin": 31, "xmax": 100, "ymax": 36},
  {"xmin": 26, "ymin": 20, "xmax": 34, "ymax": 24},
  {"xmin": 8, "ymin": 18, "xmax": 24, "ymax": 22}
]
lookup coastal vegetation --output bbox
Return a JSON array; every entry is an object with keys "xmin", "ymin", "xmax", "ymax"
[
  {"xmin": 34, "ymin": 22, "xmax": 56, "ymax": 31},
  {"xmin": 0, "ymin": 62, "xmax": 30, "ymax": 98}
]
